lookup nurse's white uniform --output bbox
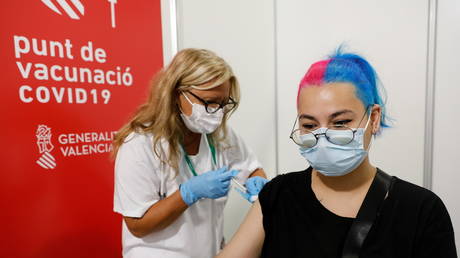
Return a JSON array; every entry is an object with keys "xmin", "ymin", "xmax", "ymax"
[{"xmin": 114, "ymin": 127, "xmax": 261, "ymax": 258}]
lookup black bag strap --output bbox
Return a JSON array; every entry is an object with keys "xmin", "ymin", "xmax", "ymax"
[{"xmin": 342, "ymin": 170, "xmax": 393, "ymax": 258}]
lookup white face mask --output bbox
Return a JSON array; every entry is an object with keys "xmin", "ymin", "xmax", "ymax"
[
  {"xmin": 299, "ymin": 114, "xmax": 373, "ymax": 177},
  {"xmin": 180, "ymin": 93, "xmax": 224, "ymax": 134}
]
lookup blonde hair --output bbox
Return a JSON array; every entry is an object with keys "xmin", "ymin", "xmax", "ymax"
[{"xmin": 113, "ymin": 48, "xmax": 240, "ymax": 174}]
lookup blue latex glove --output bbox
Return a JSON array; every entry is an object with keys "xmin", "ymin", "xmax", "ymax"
[
  {"xmin": 235, "ymin": 188, "xmax": 258, "ymax": 203},
  {"xmin": 180, "ymin": 166, "xmax": 239, "ymax": 206},
  {"xmin": 236, "ymin": 176, "xmax": 269, "ymax": 203}
]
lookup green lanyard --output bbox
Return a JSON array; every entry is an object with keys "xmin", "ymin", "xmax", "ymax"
[{"xmin": 182, "ymin": 134, "xmax": 217, "ymax": 177}]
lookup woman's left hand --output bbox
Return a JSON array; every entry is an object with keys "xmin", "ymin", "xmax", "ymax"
[
  {"xmin": 237, "ymin": 176, "xmax": 269, "ymax": 203},
  {"xmin": 246, "ymin": 176, "xmax": 269, "ymax": 195}
]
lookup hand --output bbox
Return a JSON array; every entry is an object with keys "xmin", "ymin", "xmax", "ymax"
[
  {"xmin": 180, "ymin": 166, "xmax": 239, "ymax": 206},
  {"xmin": 246, "ymin": 176, "xmax": 269, "ymax": 195},
  {"xmin": 236, "ymin": 176, "xmax": 269, "ymax": 203}
]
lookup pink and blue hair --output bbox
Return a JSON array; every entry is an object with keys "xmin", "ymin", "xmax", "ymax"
[{"xmin": 298, "ymin": 49, "xmax": 389, "ymax": 128}]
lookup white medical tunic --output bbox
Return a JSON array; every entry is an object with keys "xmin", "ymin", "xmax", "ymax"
[{"xmin": 113, "ymin": 127, "xmax": 262, "ymax": 258}]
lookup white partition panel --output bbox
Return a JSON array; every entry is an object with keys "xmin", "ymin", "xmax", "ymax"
[
  {"xmin": 275, "ymin": 0, "xmax": 429, "ymax": 185},
  {"xmin": 176, "ymin": 0, "xmax": 276, "ymax": 239},
  {"xmin": 432, "ymin": 0, "xmax": 460, "ymax": 252},
  {"xmin": 174, "ymin": 0, "xmax": 459, "ymax": 249}
]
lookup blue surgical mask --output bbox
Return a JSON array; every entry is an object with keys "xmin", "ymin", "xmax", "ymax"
[{"xmin": 299, "ymin": 116, "xmax": 372, "ymax": 177}]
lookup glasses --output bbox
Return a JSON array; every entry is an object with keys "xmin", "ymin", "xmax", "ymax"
[
  {"xmin": 185, "ymin": 91, "xmax": 237, "ymax": 114},
  {"xmin": 290, "ymin": 107, "xmax": 370, "ymax": 148}
]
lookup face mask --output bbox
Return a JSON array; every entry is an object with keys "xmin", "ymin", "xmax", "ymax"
[
  {"xmin": 299, "ymin": 115, "xmax": 373, "ymax": 177},
  {"xmin": 180, "ymin": 93, "xmax": 224, "ymax": 134}
]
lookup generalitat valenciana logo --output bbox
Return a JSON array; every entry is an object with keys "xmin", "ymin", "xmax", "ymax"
[
  {"xmin": 41, "ymin": 0, "xmax": 85, "ymax": 20},
  {"xmin": 41, "ymin": 0, "xmax": 118, "ymax": 28},
  {"xmin": 36, "ymin": 125, "xmax": 57, "ymax": 170}
]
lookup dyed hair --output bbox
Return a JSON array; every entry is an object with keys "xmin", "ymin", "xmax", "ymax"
[{"xmin": 298, "ymin": 48, "xmax": 389, "ymax": 129}]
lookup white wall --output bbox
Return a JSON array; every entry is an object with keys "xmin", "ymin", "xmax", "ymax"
[
  {"xmin": 432, "ymin": 0, "xmax": 460, "ymax": 249},
  {"xmin": 175, "ymin": 0, "xmax": 277, "ymax": 239}
]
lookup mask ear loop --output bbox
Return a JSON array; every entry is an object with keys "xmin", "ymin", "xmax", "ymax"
[
  {"xmin": 366, "ymin": 133, "xmax": 374, "ymax": 153},
  {"xmin": 178, "ymin": 91, "xmax": 194, "ymax": 115},
  {"xmin": 363, "ymin": 107, "xmax": 372, "ymax": 130},
  {"xmin": 182, "ymin": 92, "xmax": 194, "ymax": 105},
  {"xmin": 364, "ymin": 109, "xmax": 375, "ymax": 153}
]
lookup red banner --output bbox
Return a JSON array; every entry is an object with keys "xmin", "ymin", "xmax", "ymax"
[{"xmin": 0, "ymin": 1, "xmax": 163, "ymax": 257}]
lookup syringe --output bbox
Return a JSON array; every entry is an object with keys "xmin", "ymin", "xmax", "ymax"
[{"xmin": 232, "ymin": 178, "xmax": 258, "ymax": 202}]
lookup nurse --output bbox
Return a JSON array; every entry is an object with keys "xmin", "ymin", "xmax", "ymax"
[
  {"xmin": 216, "ymin": 49, "xmax": 457, "ymax": 257},
  {"xmin": 113, "ymin": 48, "xmax": 268, "ymax": 257}
]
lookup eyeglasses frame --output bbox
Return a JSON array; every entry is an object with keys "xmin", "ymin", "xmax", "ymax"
[{"xmin": 289, "ymin": 106, "xmax": 372, "ymax": 148}]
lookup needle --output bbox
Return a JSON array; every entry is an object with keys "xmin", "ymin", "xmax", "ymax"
[{"xmin": 232, "ymin": 178, "xmax": 258, "ymax": 202}]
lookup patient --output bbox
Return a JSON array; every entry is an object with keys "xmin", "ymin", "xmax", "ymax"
[{"xmin": 217, "ymin": 49, "xmax": 457, "ymax": 258}]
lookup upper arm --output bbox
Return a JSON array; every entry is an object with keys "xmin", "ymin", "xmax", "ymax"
[
  {"xmin": 216, "ymin": 200, "xmax": 265, "ymax": 258},
  {"xmin": 222, "ymin": 128, "xmax": 263, "ymax": 181},
  {"xmin": 249, "ymin": 168, "xmax": 267, "ymax": 179},
  {"xmin": 113, "ymin": 133, "xmax": 160, "ymax": 218}
]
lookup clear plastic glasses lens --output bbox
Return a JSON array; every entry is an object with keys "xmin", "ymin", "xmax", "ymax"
[{"xmin": 291, "ymin": 127, "xmax": 354, "ymax": 148}]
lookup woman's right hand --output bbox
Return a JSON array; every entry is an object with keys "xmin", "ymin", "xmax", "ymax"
[{"xmin": 180, "ymin": 166, "xmax": 239, "ymax": 206}]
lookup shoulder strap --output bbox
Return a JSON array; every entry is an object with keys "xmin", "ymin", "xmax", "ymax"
[{"xmin": 342, "ymin": 170, "xmax": 393, "ymax": 258}]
